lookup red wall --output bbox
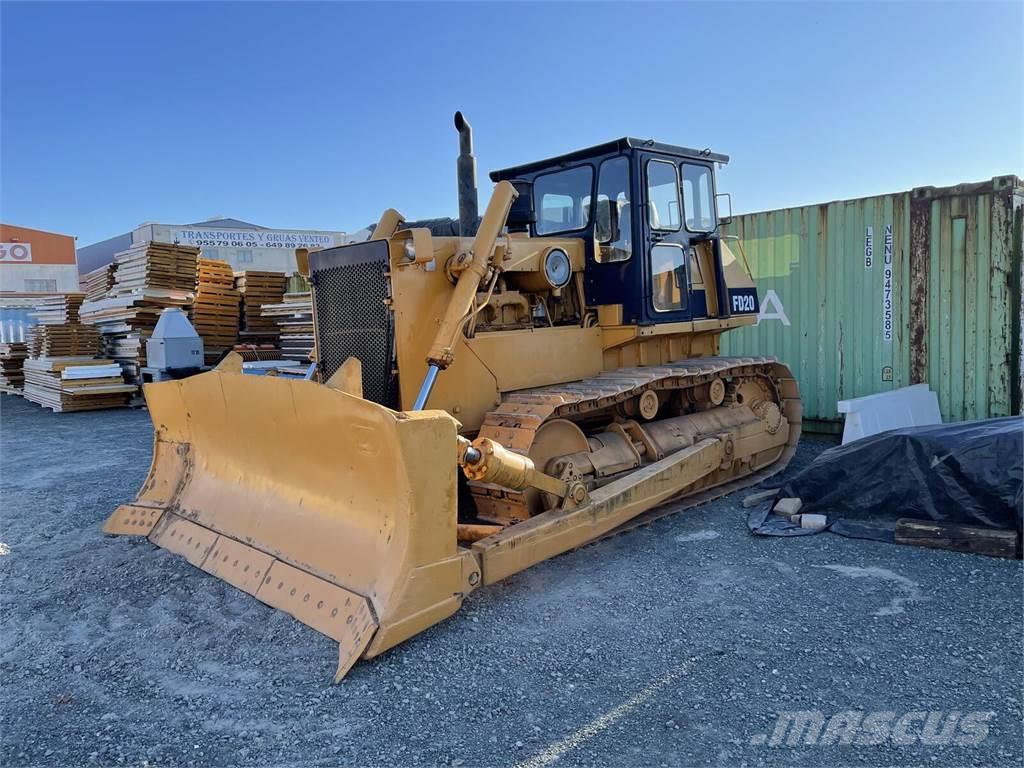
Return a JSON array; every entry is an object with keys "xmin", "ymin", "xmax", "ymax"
[{"xmin": 0, "ymin": 224, "xmax": 76, "ymax": 265}]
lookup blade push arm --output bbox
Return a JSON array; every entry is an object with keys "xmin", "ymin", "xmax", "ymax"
[{"xmin": 456, "ymin": 435, "xmax": 579, "ymax": 502}]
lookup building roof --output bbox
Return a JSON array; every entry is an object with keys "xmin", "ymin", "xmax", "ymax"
[
  {"xmin": 75, "ymin": 217, "xmax": 351, "ymax": 275},
  {"xmin": 76, "ymin": 231, "xmax": 133, "ymax": 275},
  {"xmin": 76, "ymin": 218, "xmax": 274, "ymax": 274},
  {"xmin": 0, "ymin": 222, "xmax": 75, "ymax": 240},
  {"xmin": 185, "ymin": 217, "xmax": 267, "ymax": 229}
]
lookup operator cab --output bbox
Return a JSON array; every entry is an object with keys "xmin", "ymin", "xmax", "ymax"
[{"xmin": 491, "ymin": 139, "xmax": 752, "ymax": 326}]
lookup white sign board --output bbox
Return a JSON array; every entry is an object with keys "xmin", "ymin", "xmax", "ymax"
[
  {"xmin": 0, "ymin": 243, "xmax": 32, "ymax": 263},
  {"xmin": 171, "ymin": 229, "xmax": 336, "ymax": 250}
]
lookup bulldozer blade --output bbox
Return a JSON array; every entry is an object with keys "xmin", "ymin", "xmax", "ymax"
[{"xmin": 104, "ymin": 369, "xmax": 480, "ymax": 681}]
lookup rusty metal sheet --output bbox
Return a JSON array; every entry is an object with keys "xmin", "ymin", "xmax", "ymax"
[
  {"xmin": 254, "ymin": 560, "xmax": 377, "ymax": 682},
  {"xmin": 102, "ymin": 503, "xmax": 164, "ymax": 536}
]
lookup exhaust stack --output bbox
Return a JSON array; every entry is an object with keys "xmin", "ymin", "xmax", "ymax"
[{"xmin": 454, "ymin": 111, "xmax": 478, "ymax": 237}]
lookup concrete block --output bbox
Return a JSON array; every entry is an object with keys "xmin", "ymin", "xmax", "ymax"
[
  {"xmin": 742, "ymin": 489, "xmax": 779, "ymax": 508},
  {"xmin": 773, "ymin": 497, "xmax": 803, "ymax": 517},
  {"xmin": 800, "ymin": 513, "xmax": 828, "ymax": 531}
]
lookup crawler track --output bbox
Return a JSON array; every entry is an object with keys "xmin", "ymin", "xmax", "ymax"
[{"xmin": 469, "ymin": 356, "xmax": 802, "ymax": 523}]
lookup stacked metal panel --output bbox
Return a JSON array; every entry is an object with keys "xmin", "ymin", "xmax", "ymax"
[
  {"xmin": 260, "ymin": 292, "xmax": 314, "ymax": 361},
  {"xmin": 26, "ymin": 293, "xmax": 101, "ymax": 358},
  {"xmin": 81, "ymin": 263, "xmax": 117, "ymax": 299},
  {"xmin": 22, "ymin": 358, "xmax": 135, "ymax": 412},
  {"xmin": 109, "ymin": 242, "xmax": 199, "ymax": 290},
  {"xmin": 0, "ymin": 342, "xmax": 27, "ymax": 392},
  {"xmin": 80, "ymin": 242, "xmax": 197, "ymax": 386}
]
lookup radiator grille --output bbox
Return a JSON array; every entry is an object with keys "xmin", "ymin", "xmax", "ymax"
[{"xmin": 310, "ymin": 241, "xmax": 398, "ymax": 408}]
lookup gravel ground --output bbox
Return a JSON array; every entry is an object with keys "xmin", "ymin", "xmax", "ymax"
[{"xmin": 1, "ymin": 393, "xmax": 1021, "ymax": 768}]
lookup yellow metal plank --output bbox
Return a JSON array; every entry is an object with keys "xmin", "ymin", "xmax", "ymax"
[
  {"xmin": 200, "ymin": 536, "xmax": 275, "ymax": 597},
  {"xmin": 254, "ymin": 560, "xmax": 377, "ymax": 681},
  {"xmin": 102, "ymin": 503, "xmax": 164, "ymax": 536},
  {"xmin": 149, "ymin": 514, "xmax": 218, "ymax": 568}
]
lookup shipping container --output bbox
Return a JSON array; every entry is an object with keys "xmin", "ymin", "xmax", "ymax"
[{"xmin": 721, "ymin": 175, "xmax": 1022, "ymax": 432}]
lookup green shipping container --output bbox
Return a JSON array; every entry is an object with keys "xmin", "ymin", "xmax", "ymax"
[{"xmin": 721, "ymin": 175, "xmax": 1022, "ymax": 432}]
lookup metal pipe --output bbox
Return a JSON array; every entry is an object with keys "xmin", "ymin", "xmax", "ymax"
[
  {"xmin": 454, "ymin": 111, "xmax": 478, "ymax": 237},
  {"xmin": 425, "ymin": 180, "xmax": 517, "ymax": 367},
  {"xmin": 456, "ymin": 523, "xmax": 504, "ymax": 544},
  {"xmin": 412, "ymin": 364, "xmax": 440, "ymax": 410}
]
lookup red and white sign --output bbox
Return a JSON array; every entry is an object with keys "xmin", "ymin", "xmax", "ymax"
[{"xmin": 0, "ymin": 243, "xmax": 32, "ymax": 263}]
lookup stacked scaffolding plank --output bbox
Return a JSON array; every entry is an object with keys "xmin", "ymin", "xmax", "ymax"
[
  {"xmin": 26, "ymin": 294, "xmax": 101, "ymax": 358},
  {"xmin": 80, "ymin": 242, "xmax": 197, "ymax": 386},
  {"xmin": 191, "ymin": 259, "xmax": 240, "ymax": 364},
  {"xmin": 260, "ymin": 292, "xmax": 314, "ymax": 361},
  {"xmin": 111, "ymin": 242, "xmax": 199, "ymax": 290},
  {"xmin": 23, "ymin": 358, "xmax": 135, "ymax": 412},
  {"xmin": 27, "ymin": 325, "xmax": 101, "ymax": 358},
  {"xmin": 31, "ymin": 293, "xmax": 85, "ymax": 324},
  {"xmin": 0, "ymin": 342, "xmax": 27, "ymax": 393},
  {"xmin": 17, "ymin": 292, "xmax": 134, "ymax": 411},
  {"xmin": 234, "ymin": 270, "xmax": 286, "ymax": 345}
]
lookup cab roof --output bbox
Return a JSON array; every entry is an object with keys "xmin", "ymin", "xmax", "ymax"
[{"xmin": 490, "ymin": 138, "xmax": 729, "ymax": 182}]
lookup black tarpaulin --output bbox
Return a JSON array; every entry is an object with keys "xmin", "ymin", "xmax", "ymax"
[{"xmin": 748, "ymin": 417, "xmax": 1024, "ymax": 542}]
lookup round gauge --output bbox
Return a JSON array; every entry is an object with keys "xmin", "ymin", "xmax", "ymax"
[{"xmin": 543, "ymin": 248, "xmax": 572, "ymax": 289}]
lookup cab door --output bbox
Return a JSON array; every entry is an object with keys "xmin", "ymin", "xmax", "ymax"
[
  {"xmin": 584, "ymin": 154, "xmax": 639, "ymax": 311},
  {"xmin": 641, "ymin": 154, "xmax": 690, "ymax": 319},
  {"xmin": 679, "ymin": 162, "xmax": 724, "ymax": 320}
]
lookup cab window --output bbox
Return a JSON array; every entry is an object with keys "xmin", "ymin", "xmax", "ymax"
[
  {"xmin": 646, "ymin": 160, "xmax": 680, "ymax": 230},
  {"xmin": 535, "ymin": 166, "xmax": 593, "ymax": 235},
  {"xmin": 682, "ymin": 163, "xmax": 716, "ymax": 232},
  {"xmin": 650, "ymin": 243, "xmax": 687, "ymax": 312},
  {"xmin": 594, "ymin": 156, "xmax": 632, "ymax": 263}
]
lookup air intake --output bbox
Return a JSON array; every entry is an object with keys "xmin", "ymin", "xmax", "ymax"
[{"xmin": 309, "ymin": 240, "xmax": 398, "ymax": 408}]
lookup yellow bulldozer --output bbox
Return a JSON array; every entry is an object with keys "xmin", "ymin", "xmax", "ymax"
[{"xmin": 105, "ymin": 113, "xmax": 801, "ymax": 681}]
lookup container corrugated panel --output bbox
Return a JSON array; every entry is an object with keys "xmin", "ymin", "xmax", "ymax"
[
  {"xmin": 0, "ymin": 308, "xmax": 38, "ymax": 343},
  {"xmin": 721, "ymin": 175, "xmax": 1022, "ymax": 431}
]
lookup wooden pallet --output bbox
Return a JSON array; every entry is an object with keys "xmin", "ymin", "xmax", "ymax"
[
  {"xmin": 192, "ymin": 259, "xmax": 240, "ymax": 362},
  {"xmin": 235, "ymin": 270, "xmax": 287, "ymax": 335}
]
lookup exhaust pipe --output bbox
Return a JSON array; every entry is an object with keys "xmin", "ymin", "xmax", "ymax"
[{"xmin": 454, "ymin": 111, "xmax": 478, "ymax": 237}]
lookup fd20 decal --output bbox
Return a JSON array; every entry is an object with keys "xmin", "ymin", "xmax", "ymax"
[{"xmin": 731, "ymin": 293, "xmax": 756, "ymax": 313}]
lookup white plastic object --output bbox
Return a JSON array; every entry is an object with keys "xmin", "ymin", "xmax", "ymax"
[{"xmin": 837, "ymin": 383, "xmax": 941, "ymax": 445}]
